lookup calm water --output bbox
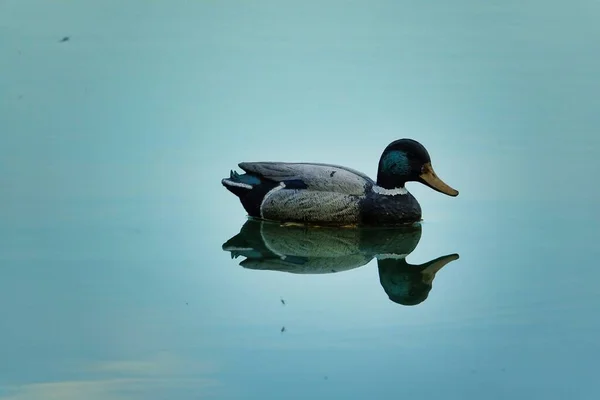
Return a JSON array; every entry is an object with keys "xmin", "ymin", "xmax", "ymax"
[{"xmin": 1, "ymin": 1, "xmax": 600, "ymax": 399}]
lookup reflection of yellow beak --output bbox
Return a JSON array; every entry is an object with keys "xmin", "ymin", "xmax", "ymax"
[
  {"xmin": 421, "ymin": 253, "xmax": 459, "ymax": 284},
  {"xmin": 419, "ymin": 163, "xmax": 459, "ymax": 197}
]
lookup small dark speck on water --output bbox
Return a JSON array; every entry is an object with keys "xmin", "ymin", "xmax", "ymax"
[
  {"xmin": 280, "ymin": 297, "xmax": 285, "ymax": 305},
  {"xmin": 281, "ymin": 326, "xmax": 285, "ymax": 333},
  {"xmin": 186, "ymin": 302, "xmax": 188, "ymax": 306},
  {"xmin": 59, "ymin": 36, "xmax": 70, "ymax": 43}
]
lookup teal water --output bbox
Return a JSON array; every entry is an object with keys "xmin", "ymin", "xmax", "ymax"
[{"xmin": 1, "ymin": 1, "xmax": 600, "ymax": 399}]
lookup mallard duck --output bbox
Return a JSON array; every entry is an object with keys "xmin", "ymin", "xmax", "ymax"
[{"xmin": 221, "ymin": 138, "xmax": 458, "ymax": 225}]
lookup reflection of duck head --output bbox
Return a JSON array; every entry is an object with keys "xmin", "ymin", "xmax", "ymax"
[
  {"xmin": 378, "ymin": 253, "xmax": 459, "ymax": 306},
  {"xmin": 222, "ymin": 219, "xmax": 458, "ymax": 306}
]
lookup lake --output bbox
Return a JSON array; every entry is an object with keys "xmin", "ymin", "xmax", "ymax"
[{"xmin": 1, "ymin": 1, "xmax": 599, "ymax": 399}]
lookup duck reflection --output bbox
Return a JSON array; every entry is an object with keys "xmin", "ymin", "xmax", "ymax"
[{"xmin": 222, "ymin": 219, "xmax": 458, "ymax": 306}]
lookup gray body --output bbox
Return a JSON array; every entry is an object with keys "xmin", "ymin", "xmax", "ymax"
[{"xmin": 237, "ymin": 162, "xmax": 422, "ymax": 225}]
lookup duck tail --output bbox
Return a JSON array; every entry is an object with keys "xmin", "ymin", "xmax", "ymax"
[{"xmin": 221, "ymin": 170, "xmax": 262, "ymax": 198}]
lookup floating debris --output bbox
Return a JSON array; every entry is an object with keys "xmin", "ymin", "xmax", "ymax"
[
  {"xmin": 280, "ymin": 326, "xmax": 285, "ymax": 333},
  {"xmin": 280, "ymin": 297, "xmax": 285, "ymax": 305},
  {"xmin": 59, "ymin": 36, "xmax": 70, "ymax": 43}
]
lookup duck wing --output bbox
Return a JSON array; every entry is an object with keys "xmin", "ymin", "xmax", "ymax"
[{"xmin": 238, "ymin": 162, "xmax": 374, "ymax": 196}]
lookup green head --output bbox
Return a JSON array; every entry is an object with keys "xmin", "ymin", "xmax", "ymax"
[{"xmin": 376, "ymin": 138, "xmax": 459, "ymax": 196}]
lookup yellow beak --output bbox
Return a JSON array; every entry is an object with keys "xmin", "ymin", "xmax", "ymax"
[{"xmin": 419, "ymin": 163, "xmax": 459, "ymax": 197}]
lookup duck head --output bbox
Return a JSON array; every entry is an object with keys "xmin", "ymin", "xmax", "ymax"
[{"xmin": 376, "ymin": 138, "xmax": 459, "ymax": 196}]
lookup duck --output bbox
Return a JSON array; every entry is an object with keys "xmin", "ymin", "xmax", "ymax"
[{"xmin": 221, "ymin": 138, "xmax": 458, "ymax": 226}]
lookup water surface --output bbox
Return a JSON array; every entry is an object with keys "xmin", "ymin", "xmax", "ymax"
[{"xmin": 1, "ymin": 1, "xmax": 599, "ymax": 399}]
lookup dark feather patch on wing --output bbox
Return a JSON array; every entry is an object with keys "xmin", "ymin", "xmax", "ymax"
[{"xmin": 282, "ymin": 179, "xmax": 308, "ymax": 189}]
